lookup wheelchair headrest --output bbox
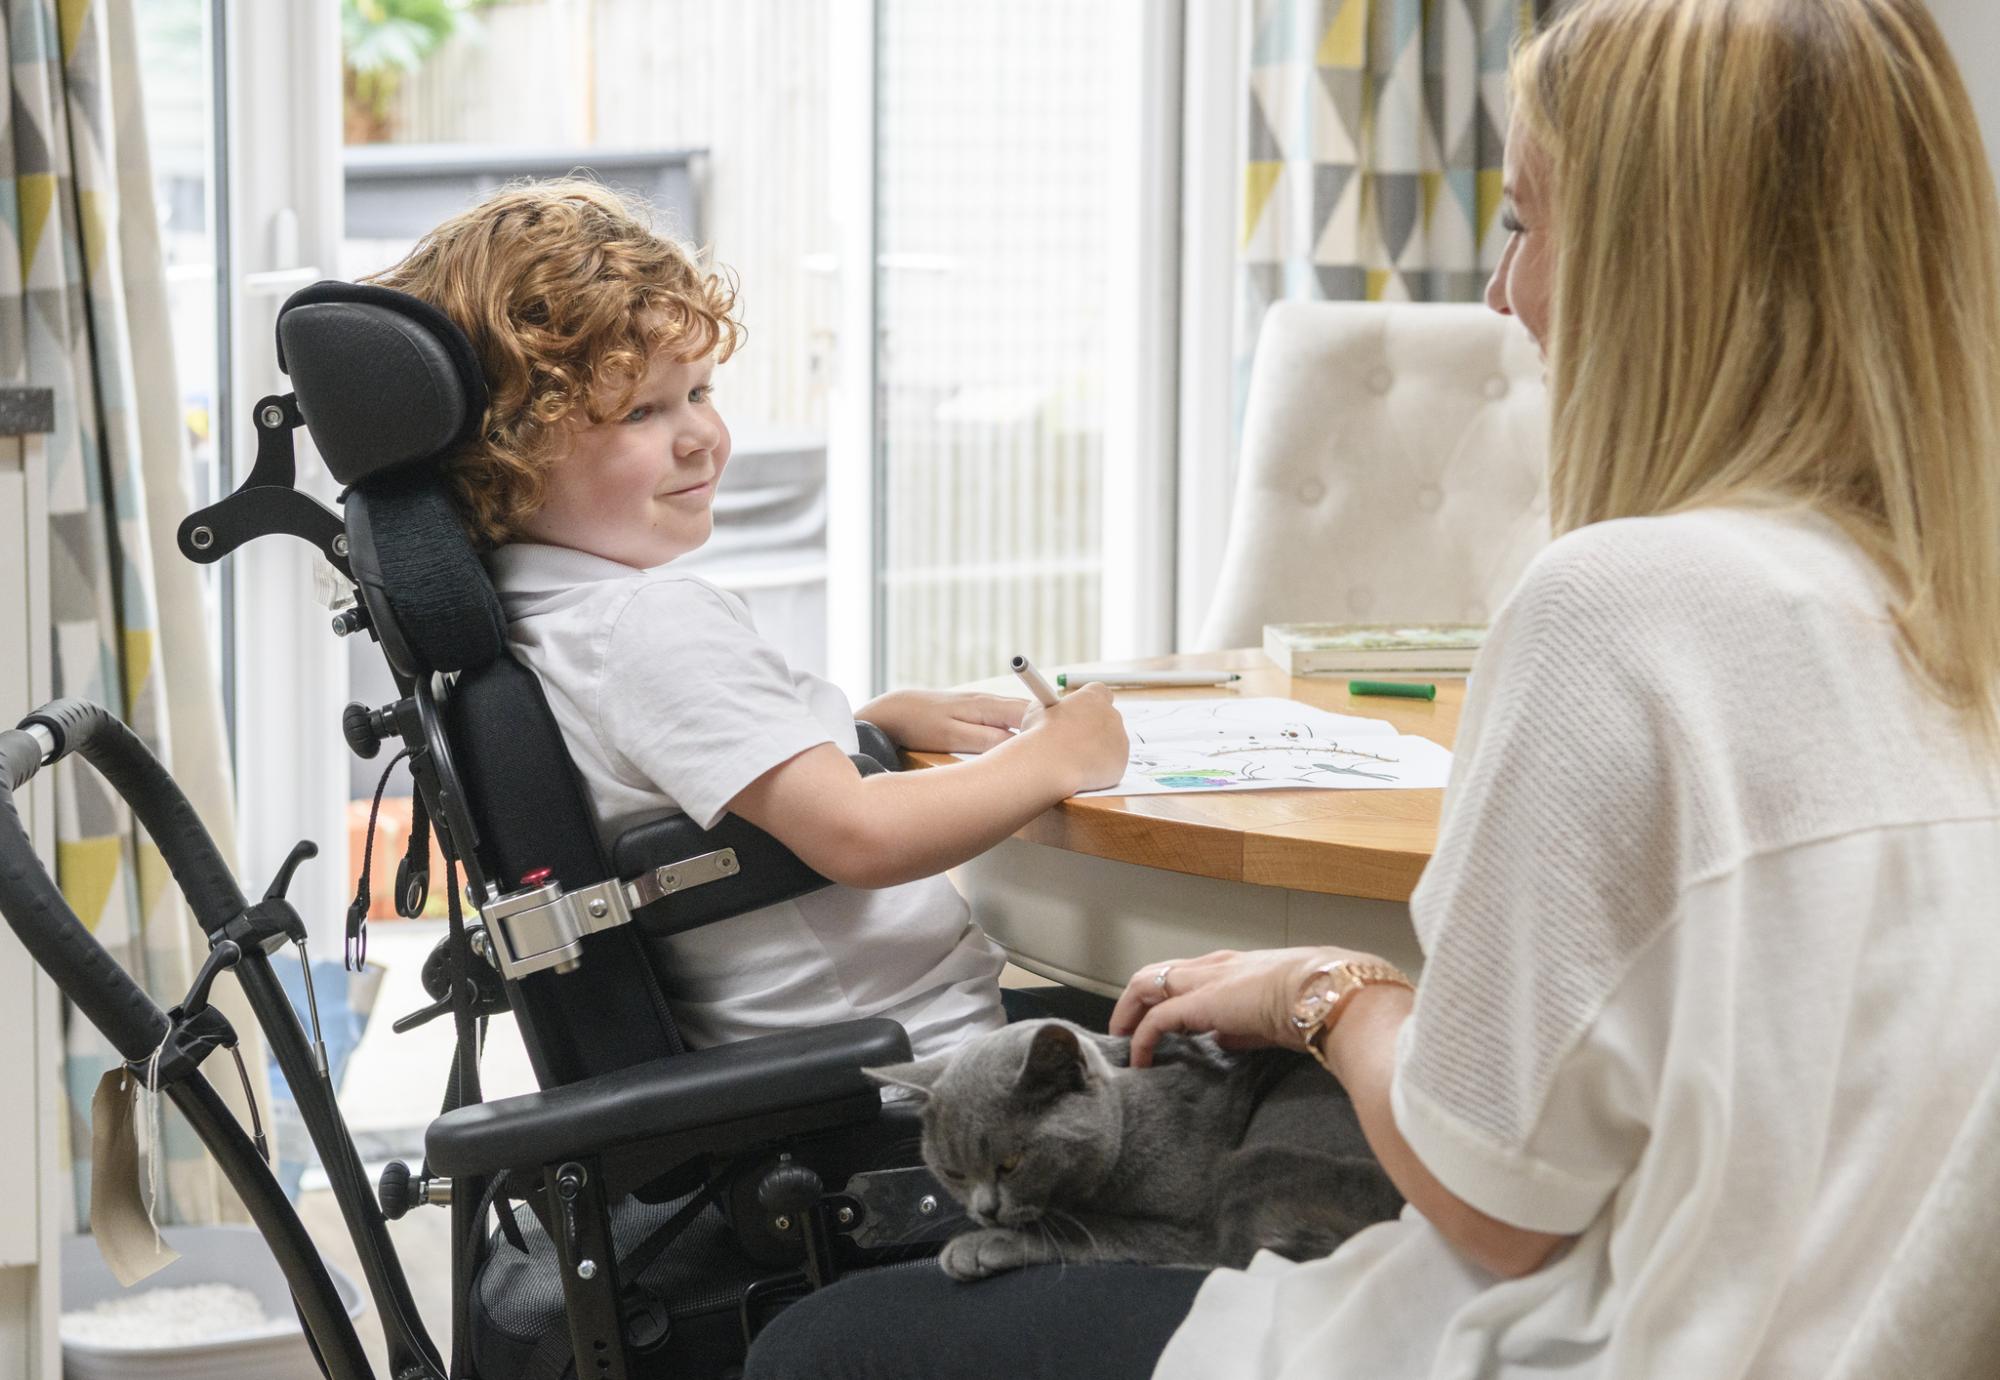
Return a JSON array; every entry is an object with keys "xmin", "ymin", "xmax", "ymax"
[
  {"xmin": 276, "ymin": 282, "xmax": 506, "ymax": 676},
  {"xmin": 276, "ymin": 281, "xmax": 489, "ymax": 486}
]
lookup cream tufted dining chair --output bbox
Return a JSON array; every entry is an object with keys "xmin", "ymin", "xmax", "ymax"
[{"xmin": 1197, "ymin": 301, "xmax": 1551, "ymax": 651}]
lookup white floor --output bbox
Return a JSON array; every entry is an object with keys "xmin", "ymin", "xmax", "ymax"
[{"xmin": 337, "ymin": 919, "xmax": 541, "ymax": 1146}]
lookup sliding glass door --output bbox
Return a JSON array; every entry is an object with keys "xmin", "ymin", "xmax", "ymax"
[{"xmin": 869, "ymin": 0, "xmax": 1179, "ymax": 692}]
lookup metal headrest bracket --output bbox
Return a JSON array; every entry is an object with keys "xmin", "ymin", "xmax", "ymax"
[{"xmin": 178, "ymin": 392, "xmax": 351, "ymax": 579}]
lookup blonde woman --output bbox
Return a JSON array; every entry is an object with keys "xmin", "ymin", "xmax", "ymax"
[{"xmin": 746, "ymin": 1, "xmax": 2000, "ymax": 1376}]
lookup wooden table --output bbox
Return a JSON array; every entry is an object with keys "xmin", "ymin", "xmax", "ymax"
[{"xmin": 906, "ymin": 649, "xmax": 1462, "ymax": 996}]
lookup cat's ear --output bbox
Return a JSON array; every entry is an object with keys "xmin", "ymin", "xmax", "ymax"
[
  {"xmin": 1017, "ymin": 1021, "xmax": 1089, "ymax": 1099},
  {"xmin": 864, "ymin": 1051, "xmax": 951, "ymax": 1100}
]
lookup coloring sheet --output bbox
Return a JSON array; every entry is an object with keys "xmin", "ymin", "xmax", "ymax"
[
  {"xmin": 1089, "ymin": 697, "xmax": 1452, "ymax": 796},
  {"xmin": 966, "ymin": 698, "xmax": 1453, "ymax": 796}
]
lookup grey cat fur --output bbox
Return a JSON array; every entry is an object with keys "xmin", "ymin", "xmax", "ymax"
[{"xmin": 867, "ymin": 1019, "xmax": 1403, "ymax": 1281}]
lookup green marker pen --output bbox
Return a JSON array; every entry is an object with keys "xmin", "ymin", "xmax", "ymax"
[{"xmin": 1348, "ymin": 680, "xmax": 1437, "ymax": 701}]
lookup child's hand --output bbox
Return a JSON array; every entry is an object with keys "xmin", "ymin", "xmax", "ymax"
[
  {"xmin": 1021, "ymin": 683, "xmax": 1129, "ymax": 792},
  {"xmin": 858, "ymin": 690, "xmax": 1027, "ymax": 752}
]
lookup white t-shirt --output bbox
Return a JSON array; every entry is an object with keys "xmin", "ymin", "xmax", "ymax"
[
  {"xmin": 1156, "ymin": 505, "xmax": 2000, "ymax": 1379},
  {"xmin": 486, "ymin": 542, "xmax": 1006, "ymax": 1058}
]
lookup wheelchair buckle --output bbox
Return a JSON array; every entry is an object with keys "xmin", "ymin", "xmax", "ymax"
[{"xmin": 480, "ymin": 878, "xmax": 635, "ymax": 979}]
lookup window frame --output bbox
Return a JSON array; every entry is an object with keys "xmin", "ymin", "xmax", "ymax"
[
  {"xmin": 225, "ymin": 0, "xmax": 352, "ymax": 960},
  {"xmin": 1174, "ymin": 0, "xmax": 1247, "ymax": 650}
]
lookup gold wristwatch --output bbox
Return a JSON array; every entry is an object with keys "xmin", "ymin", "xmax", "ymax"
[{"xmin": 1289, "ymin": 958, "xmax": 1415, "ymax": 1070}]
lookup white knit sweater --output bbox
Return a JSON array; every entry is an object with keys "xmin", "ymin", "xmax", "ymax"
[{"xmin": 1157, "ymin": 504, "xmax": 2000, "ymax": 1380}]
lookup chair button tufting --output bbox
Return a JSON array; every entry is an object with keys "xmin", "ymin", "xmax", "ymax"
[
  {"xmin": 1347, "ymin": 586, "xmax": 1375, "ymax": 616},
  {"xmin": 1368, "ymin": 367, "xmax": 1394, "ymax": 394},
  {"xmin": 1485, "ymin": 375, "xmax": 1510, "ymax": 399},
  {"xmin": 1416, "ymin": 484, "xmax": 1443, "ymax": 512},
  {"xmin": 1298, "ymin": 478, "xmax": 1326, "ymax": 504}
]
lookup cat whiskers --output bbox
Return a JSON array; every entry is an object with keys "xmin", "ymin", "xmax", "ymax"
[
  {"xmin": 1033, "ymin": 1215, "xmax": 1071, "ymax": 1278},
  {"xmin": 1046, "ymin": 1207, "xmax": 1102, "ymax": 1273}
]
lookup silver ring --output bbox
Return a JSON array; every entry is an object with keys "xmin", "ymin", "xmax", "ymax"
[{"xmin": 1153, "ymin": 965, "xmax": 1173, "ymax": 993}]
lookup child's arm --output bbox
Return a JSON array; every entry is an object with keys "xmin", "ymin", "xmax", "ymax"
[
  {"xmin": 726, "ymin": 685, "xmax": 1128, "ymax": 890},
  {"xmin": 854, "ymin": 689, "xmax": 1028, "ymax": 752}
]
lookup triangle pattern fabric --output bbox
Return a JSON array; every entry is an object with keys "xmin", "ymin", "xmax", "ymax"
[
  {"xmin": 1318, "ymin": 0, "xmax": 1368, "ymax": 69},
  {"xmin": 16, "ymin": 0, "xmax": 249, "ymax": 1234},
  {"xmin": 1244, "ymin": 160, "xmax": 1285, "ymax": 251},
  {"xmin": 1248, "ymin": 84, "xmax": 1286, "ymax": 164},
  {"xmin": 1232, "ymin": 0, "xmax": 1544, "ymax": 487},
  {"xmin": 1313, "ymin": 65, "xmax": 1364, "ymax": 167}
]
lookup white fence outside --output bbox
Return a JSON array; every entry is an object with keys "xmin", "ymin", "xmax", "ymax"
[{"xmin": 388, "ymin": 0, "xmax": 1118, "ymax": 691}]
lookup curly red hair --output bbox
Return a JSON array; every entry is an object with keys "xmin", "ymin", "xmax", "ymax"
[{"xmin": 365, "ymin": 177, "xmax": 742, "ymax": 547}]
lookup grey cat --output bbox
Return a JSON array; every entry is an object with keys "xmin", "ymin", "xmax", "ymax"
[{"xmin": 869, "ymin": 1018, "xmax": 1404, "ymax": 1281}]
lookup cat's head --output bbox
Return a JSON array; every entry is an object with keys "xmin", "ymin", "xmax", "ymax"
[{"xmin": 867, "ymin": 1020, "xmax": 1124, "ymax": 1228}]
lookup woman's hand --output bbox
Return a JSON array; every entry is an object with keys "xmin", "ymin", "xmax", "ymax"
[
  {"xmin": 1109, "ymin": 944, "xmax": 1389, "ymax": 1068},
  {"xmin": 857, "ymin": 690, "xmax": 1027, "ymax": 753},
  {"xmin": 1113, "ymin": 946, "xmax": 1570, "ymax": 1278}
]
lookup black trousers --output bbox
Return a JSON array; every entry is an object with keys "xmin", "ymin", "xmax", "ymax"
[{"xmin": 741, "ymin": 1263, "xmax": 1209, "ymax": 1380}]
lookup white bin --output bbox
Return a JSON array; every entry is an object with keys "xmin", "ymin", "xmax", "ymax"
[{"xmin": 61, "ymin": 1224, "xmax": 365, "ymax": 1380}]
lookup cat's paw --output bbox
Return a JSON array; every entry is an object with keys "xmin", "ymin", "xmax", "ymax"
[{"xmin": 938, "ymin": 1227, "xmax": 1051, "ymax": 1280}]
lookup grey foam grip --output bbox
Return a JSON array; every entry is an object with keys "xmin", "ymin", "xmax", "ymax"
[
  {"xmin": 23, "ymin": 700, "xmax": 247, "ymax": 931},
  {"xmin": 0, "ymin": 729, "xmax": 42, "ymax": 793},
  {"xmin": 0, "ymin": 788, "xmax": 167, "ymax": 1059}
]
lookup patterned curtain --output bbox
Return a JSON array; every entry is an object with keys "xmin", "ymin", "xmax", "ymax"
[
  {"xmin": 17, "ymin": 0, "xmax": 262, "ymax": 1226},
  {"xmin": 1236, "ymin": 0, "xmax": 1541, "ymax": 415}
]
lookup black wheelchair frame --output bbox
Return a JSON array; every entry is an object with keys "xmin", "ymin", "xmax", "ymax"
[{"xmin": 0, "ymin": 281, "xmax": 965, "ymax": 1380}]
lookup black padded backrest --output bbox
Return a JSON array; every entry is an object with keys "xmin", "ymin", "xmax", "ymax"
[
  {"xmin": 276, "ymin": 281, "xmax": 488, "ymax": 486},
  {"xmin": 446, "ymin": 657, "xmax": 687, "ymax": 1084},
  {"xmin": 446, "ymin": 657, "xmax": 610, "ymax": 891},
  {"xmin": 344, "ymin": 473, "xmax": 507, "ymax": 678}
]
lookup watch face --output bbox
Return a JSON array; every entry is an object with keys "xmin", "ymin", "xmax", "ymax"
[{"xmin": 1289, "ymin": 968, "xmax": 1346, "ymax": 1030}]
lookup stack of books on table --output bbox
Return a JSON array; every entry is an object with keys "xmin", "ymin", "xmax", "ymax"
[{"xmin": 1262, "ymin": 622, "xmax": 1485, "ymax": 676}]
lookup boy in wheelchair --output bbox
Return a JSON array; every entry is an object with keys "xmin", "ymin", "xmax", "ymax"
[{"xmin": 364, "ymin": 179, "xmax": 1129, "ymax": 1058}]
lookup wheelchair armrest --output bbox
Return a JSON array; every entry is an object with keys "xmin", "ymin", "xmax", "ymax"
[
  {"xmin": 853, "ymin": 719, "xmax": 900, "ymax": 772},
  {"xmin": 424, "ymin": 1017, "xmax": 912, "ymax": 1179},
  {"xmin": 615, "ymin": 810, "xmax": 826, "ymax": 936},
  {"xmin": 611, "ymin": 726, "xmax": 898, "ymax": 937}
]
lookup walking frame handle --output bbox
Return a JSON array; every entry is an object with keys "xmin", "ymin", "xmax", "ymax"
[{"xmin": 0, "ymin": 700, "xmax": 384, "ymax": 1380}]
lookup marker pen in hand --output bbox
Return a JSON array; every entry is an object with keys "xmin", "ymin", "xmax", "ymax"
[{"xmin": 1010, "ymin": 654, "xmax": 1061, "ymax": 707}]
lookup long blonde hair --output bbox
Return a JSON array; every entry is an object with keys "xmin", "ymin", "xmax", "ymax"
[{"xmin": 1513, "ymin": 0, "xmax": 2000, "ymax": 741}]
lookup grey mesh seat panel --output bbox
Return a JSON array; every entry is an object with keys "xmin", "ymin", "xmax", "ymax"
[
  {"xmin": 472, "ymin": 1197, "xmax": 941, "ymax": 1379},
  {"xmin": 470, "ymin": 1192, "xmax": 944, "ymax": 1376},
  {"xmin": 472, "ymin": 1196, "xmax": 759, "ymax": 1379}
]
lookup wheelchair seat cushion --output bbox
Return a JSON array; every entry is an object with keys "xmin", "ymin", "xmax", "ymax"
[{"xmin": 425, "ymin": 1018, "xmax": 910, "ymax": 1177}]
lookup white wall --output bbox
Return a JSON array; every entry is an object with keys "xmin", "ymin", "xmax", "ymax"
[{"xmin": 1929, "ymin": 1, "xmax": 2000, "ymax": 192}]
